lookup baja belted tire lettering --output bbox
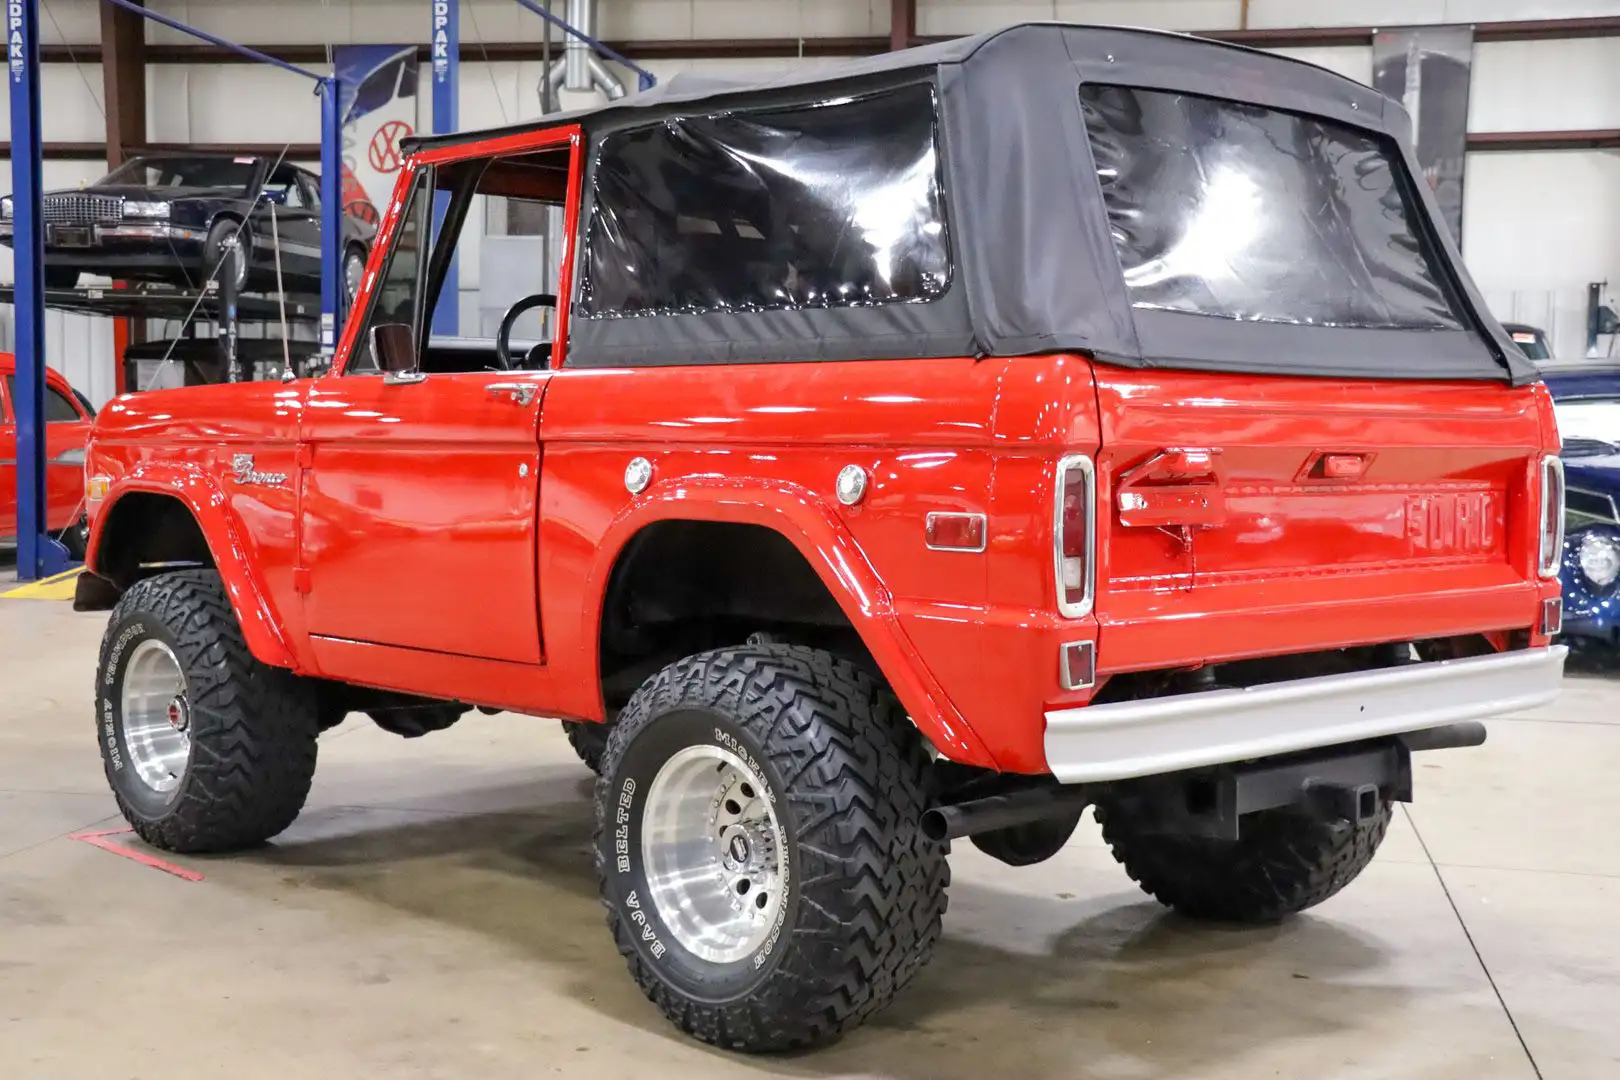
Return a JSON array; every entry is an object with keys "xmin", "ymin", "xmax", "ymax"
[
  {"xmin": 593, "ymin": 644, "xmax": 948, "ymax": 1054},
  {"xmin": 94, "ymin": 570, "xmax": 320, "ymax": 855}
]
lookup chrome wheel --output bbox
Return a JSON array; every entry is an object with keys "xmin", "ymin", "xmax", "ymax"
[
  {"xmin": 120, "ymin": 639, "xmax": 192, "ymax": 796},
  {"xmin": 641, "ymin": 743, "xmax": 788, "ymax": 964},
  {"xmin": 343, "ymin": 249, "xmax": 366, "ymax": 306}
]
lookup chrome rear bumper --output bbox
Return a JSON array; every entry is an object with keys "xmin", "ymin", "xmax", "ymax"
[{"xmin": 1044, "ymin": 645, "xmax": 1567, "ymax": 784}]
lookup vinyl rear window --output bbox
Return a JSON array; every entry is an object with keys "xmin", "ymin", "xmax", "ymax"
[{"xmin": 1079, "ymin": 84, "xmax": 1463, "ymax": 331}]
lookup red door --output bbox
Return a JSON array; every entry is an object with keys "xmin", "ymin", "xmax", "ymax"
[
  {"xmin": 1, "ymin": 370, "xmax": 91, "ymax": 539},
  {"xmin": 299, "ymin": 370, "xmax": 550, "ymax": 663},
  {"xmin": 42, "ymin": 379, "xmax": 91, "ymax": 532}
]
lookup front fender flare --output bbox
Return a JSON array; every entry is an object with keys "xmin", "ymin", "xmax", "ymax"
[
  {"xmin": 578, "ymin": 476, "xmax": 999, "ymax": 770},
  {"xmin": 90, "ymin": 464, "xmax": 296, "ymax": 670}
]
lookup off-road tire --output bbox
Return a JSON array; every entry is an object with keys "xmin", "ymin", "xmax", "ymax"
[
  {"xmin": 562, "ymin": 719, "xmax": 611, "ymax": 773},
  {"xmin": 96, "ymin": 569, "xmax": 318, "ymax": 854},
  {"xmin": 595, "ymin": 644, "xmax": 948, "ymax": 1053},
  {"xmin": 1098, "ymin": 801, "xmax": 1392, "ymax": 923}
]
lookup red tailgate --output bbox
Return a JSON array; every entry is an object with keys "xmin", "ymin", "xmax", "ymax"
[{"xmin": 1092, "ymin": 366, "xmax": 1551, "ymax": 673}]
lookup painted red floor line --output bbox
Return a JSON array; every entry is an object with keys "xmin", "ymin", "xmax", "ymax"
[{"xmin": 68, "ymin": 828, "xmax": 204, "ymax": 882}]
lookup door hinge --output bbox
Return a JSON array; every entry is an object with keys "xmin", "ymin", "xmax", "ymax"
[
  {"xmin": 295, "ymin": 443, "xmax": 314, "ymax": 469},
  {"xmin": 292, "ymin": 567, "xmax": 311, "ymax": 594}
]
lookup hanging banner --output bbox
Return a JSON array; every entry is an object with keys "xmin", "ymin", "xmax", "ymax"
[
  {"xmin": 1372, "ymin": 25, "xmax": 1474, "ymax": 244},
  {"xmin": 334, "ymin": 45, "xmax": 420, "ymax": 229}
]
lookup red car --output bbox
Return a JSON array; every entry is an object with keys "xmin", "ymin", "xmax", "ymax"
[
  {"xmin": 1, "ymin": 354, "xmax": 93, "ymax": 558},
  {"xmin": 77, "ymin": 25, "xmax": 1566, "ymax": 1053}
]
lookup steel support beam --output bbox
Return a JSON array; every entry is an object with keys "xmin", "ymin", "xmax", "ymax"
[
  {"xmin": 890, "ymin": 0, "xmax": 915, "ymax": 51},
  {"xmin": 99, "ymin": 0, "xmax": 145, "ymax": 167},
  {"xmin": 101, "ymin": 0, "xmax": 147, "ymax": 405},
  {"xmin": 430, "ymin": 0, "xmax": 459, "ymax": 336}
]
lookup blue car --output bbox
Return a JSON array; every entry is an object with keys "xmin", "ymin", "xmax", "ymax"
[{"xmin": 1539, "ymin": 359, "xmax": 1620, "ymax": 649}]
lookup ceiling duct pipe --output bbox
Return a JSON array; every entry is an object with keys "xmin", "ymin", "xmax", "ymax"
[{"xmin": 539, "ymin": 0, "xmax": 624, "ymax": 109}]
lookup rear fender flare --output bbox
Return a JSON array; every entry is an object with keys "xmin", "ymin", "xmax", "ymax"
[
  {"xmin": 89, "ymin": 464, "xmax": 295, "ymax": 669},
  {"xmin": 580, "ymin": 476, "xmax": 999, "ymax": 769}
]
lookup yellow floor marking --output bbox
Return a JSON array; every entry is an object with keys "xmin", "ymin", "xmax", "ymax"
[{"xmin": 2, "ymin": 566, "xmax": 82, "ymax": 600}]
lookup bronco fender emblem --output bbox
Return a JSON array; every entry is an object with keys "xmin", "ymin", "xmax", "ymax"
[{"xmin": 231, "ymin": 453, "xmax": 288, "ymax": 488}]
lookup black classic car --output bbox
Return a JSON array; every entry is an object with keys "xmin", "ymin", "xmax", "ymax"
[
  {"xmin": 0, "ymin": 152, "xmax": 374, "ymax": 307},
  {"xmin": 1540, "ymin": 361, "xmax": 1620, "ymax": 650}
]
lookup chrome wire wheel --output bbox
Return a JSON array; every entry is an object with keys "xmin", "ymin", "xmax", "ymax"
[
  {"xmin": 641, "ymin": 743, "xmax": 788, "ymax": 965},
  {"xmin": 120, "ymin": 639, "xmax": 192, "ymax": 796},
  {"xmin": 343, "ymin": 248, "xmax": 366, "ymax": 306}
]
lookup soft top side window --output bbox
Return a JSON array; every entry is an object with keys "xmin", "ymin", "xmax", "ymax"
[
  {"xmin": 579, "ymin": 83, "xmax": 951, "ymax": 320},
  {"xmin": 1078, "ymin": 84, "xmax": 1463, "ymax": 332}
]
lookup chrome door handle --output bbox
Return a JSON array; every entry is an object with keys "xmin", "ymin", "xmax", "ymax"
[
  {"xmin": 487, "ymin": 381, "xmax": 538, "ymax": 406},
  {"xmin": 382, "ymin": 370, "xmax": 427, "ymax": 386}
]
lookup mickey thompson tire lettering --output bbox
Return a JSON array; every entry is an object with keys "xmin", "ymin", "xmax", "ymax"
[
  {"xmin": 594, "ymin": 644, "xmax": 949, "ymax": 1053},
  {"xmin": 1097, "ymin": 800, "xmax": 1392, "ymax": 923},
  {"xmin": 95, "ymin": 570, "xmax": 319, "ymax": 854}
]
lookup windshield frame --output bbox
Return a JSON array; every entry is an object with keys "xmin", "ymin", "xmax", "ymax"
[{"xmin": 100, "ymin": 154, "xmax": 265, "ymax": 194}]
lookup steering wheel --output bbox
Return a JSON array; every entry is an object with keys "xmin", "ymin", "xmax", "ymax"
[{"xmin": 495, "ymin": 293, "xmax": 557, "ymax": 370}]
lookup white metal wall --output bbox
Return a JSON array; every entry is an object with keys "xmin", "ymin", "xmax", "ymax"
[{"xmin": 2, "ymin": 0, "xmax": 1617, "ymax": 382}]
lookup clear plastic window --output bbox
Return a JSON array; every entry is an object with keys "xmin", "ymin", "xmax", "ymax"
[
  {"xmin": 580, "ymin": 84, "xmax": 951, "ymax": 318},
  {"xmin": 1079, "ymin": 85, "xmax": 1462, "ymax": 331}
]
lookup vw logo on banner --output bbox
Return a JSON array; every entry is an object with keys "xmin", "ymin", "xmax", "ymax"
[{"xmin": 335, "ymin": 45, "xmax": 420, "ymax": 227}]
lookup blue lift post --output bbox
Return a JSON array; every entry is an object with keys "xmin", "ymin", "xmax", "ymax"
[
  {"xmin": 511, "ymin": 0, "xmax": 658, "ymax": 92},
  {"xmin": 430, "ymin": 0, "xmax": 459, "ymax": 336},
  {"xmin": 8, "ymin": 0, "xmax": 67, "ymax": 580}
]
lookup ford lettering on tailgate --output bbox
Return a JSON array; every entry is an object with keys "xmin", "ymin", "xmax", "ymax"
[{"xmin": 1405, "ymin": 491, "xmax": 1501, "ymax": 558}]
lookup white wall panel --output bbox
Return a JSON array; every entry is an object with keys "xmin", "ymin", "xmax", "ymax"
[
  {"xmin": 1463, "ymin": 151, "xmax": 1620, "ymax": 359},
  {"xmin": 1246, "ymin": 0, "xmax": 1620, "ymax": 28},
  {"xmin": 917, "ymin": 2, "xmax": 1053, "ymax": 37},
  {"xmin": 0, "ymin": 62, "xmax": 106, "ymax": 142},
  {"xmin": 1470, "ymin": 38, "xmax": 1620, "ymax": 132},
  {"xmin": 178, "ymin": 65, "xmax": 323, "ymax": 144},
  {"xmin": 1265, "ymin": 44, "xmax": 1372, "ymax": 85},
  {"xmin": 1053, "ymin": 1, "xmax": 1240, "ymax": 30}
]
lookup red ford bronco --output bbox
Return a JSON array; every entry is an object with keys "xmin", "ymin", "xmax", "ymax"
[{"xmin": 79, "ymin": 25, "xmax": 1567, "ymax": 1052}]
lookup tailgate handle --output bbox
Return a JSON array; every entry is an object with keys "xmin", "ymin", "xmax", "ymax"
[{"xmin": 1116, "ymin": 448, "xmax": 1227, "ymax": 529}]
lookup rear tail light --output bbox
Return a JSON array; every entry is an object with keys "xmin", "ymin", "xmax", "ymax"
[
  {"xmin": 1054, "ymin": 454, "xmax": 1096, "ymax": 617},
  {"xmin": 1538, "ymin": 455, "xmax": 1565, "ymax": 578}
]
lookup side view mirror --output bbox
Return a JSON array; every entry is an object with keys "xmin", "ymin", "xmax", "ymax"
[{"xmin": 370, "ymin": 323, "xmax": 416, "ymax": 374}]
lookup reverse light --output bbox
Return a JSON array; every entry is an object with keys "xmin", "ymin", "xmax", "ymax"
[
  {"xmin": 1578, "ymin": 531, "xmax": 1620, "ymax": 588},
  {"xmin": 123, "ymin": 201, "xmax": 171, "ymax": 219},
  {"xmin": 1054, "ymin": 454, "xmax": 1096, "ymax": 618},
  {"xmin": 1538, "ymin": 455, "xmax": 1565, "ymax": 578}
]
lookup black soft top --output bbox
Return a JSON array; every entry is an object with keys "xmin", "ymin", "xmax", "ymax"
[{"xmin": 408, "ymin": 23, "xmax": 1535, "ymax": 385}]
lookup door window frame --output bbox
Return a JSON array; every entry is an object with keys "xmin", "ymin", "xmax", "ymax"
[
  {"xmin": 336, "ymin": 166, "xmax": 435, "ymax": 376},
  {"xmin": 331, "ymin": 123, "xmax": 586, "ymax": 376}
]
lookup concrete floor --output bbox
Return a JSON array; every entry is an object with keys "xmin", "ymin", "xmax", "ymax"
[{"xmin": 1, "ymin": 587, "xmax": 1617, "ymax": 1079}]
